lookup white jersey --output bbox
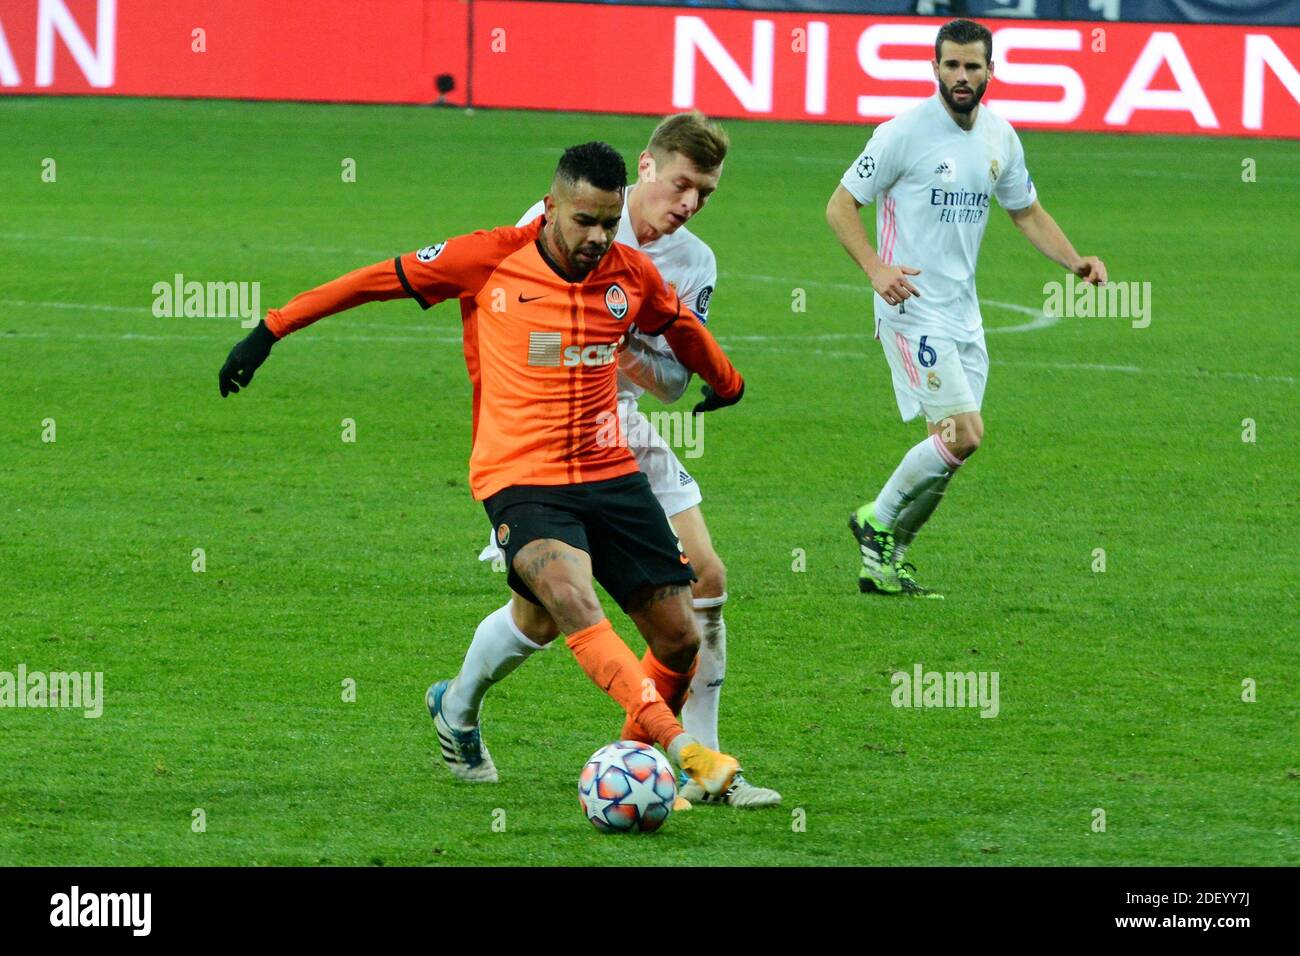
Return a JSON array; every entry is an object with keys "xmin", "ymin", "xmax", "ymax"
[
  {"xmin": 840, "ymin": 94, "xmax": 1037, "ymax": 341},
  {"xmin": 517, "ymin": 185, "xmax": 718, "ymax": 403}
]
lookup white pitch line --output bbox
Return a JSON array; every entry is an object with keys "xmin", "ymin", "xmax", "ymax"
[
  {"xmin": 3, "ymin": 288, "xmax": 1055, "ymax": 337},
  {"xmin": 2, "ymin": 326, "xmax": 1292, "ymax": 386},
  {"xmin": 0, "ymin": 329, "xmax": 438, "ymax": 345},
  {"xmin": 0, "ymin": 234, "xmax": 1051, "ymax": 335},
  {"xmin": 0, "ymin": 298, "xmax": 143, "ymax": 314},
  {"xmin": 718, "ymin": 271, "xmax": 1058, "ymax": 334},
  {"xmin": 0, "ymin": 300, "xmax": 462, "ymax": 339},
  {"xmin": 722, "ymin": 271, "xmax": 865, "ymax": 293},
  {"xmin": 0, "ymin": 232, "xmax": 391, "ymax": 259},
  {"xmin": 785, "ymin": 159, "xmax": 1300, "ymax": 183},
  {"xmin": 740, "ymin": 345, "xmax": 1294, "ymax": 385},
  {"xmin": 2, "ymin": 276, "xmax": 1287, "ymax": 384},
  {"xmin": 776, "ymin": 148, "xmax": 1300, "ymax": 183},
  {"xmin": 998, "ymin": 359, "xmax": 1295, "ymax": 384}
]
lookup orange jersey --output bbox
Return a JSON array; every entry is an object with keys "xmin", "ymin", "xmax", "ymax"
[{"xmin": 264, "ymin": 215, "xmax": 741, "ymax": 501}]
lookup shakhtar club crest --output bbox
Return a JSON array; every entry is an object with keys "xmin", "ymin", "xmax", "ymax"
[{"xmin": 605, "ymin": 283, "xmax": 628, "ymax": 320}]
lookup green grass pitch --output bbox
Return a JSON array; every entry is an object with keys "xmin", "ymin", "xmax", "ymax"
[{"xmin": 1, "ymin": 96, "xmax": 1296, "ymax": 866}]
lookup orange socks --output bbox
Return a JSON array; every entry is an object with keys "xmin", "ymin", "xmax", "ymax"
[
  {"xmin": 620, "ymin": 649, "xmax": 697, "ymax": 744},
  {"xmin": 565, "ymin": 619, "xmax": 687, "ymax": 751}
]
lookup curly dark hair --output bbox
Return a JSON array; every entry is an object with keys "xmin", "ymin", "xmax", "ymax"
[
  {"xmin": 935, "ymin": 18, "xmax": 993, "ymax": 66},
  {"xmin": 555, "ymin": 141, "xmax": 627, "ymax": 193}
]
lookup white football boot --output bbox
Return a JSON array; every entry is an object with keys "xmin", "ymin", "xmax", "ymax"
[
  {"xmin": 679, "ymin": 770, "xmax": 782, "ymax": 808},
  {"xmin": 427, "ymin": 680, "xmax": 499, "ymax": 783}
]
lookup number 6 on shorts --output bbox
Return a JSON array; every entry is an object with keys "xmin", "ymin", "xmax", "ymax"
[{"xmin": 918, "ymin": 335, "xmax": 937, "ymax": 369}]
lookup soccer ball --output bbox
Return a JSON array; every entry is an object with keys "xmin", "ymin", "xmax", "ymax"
[{"xmin": 578, "ymin": 741, "xmax": 677, "ymax": 833}]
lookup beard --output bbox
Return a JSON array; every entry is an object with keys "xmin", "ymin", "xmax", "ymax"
[
  {"xmin": 548, "ymin": 223, "xmax": 606, "ymax": 279},
  {"xmin": 940, "ymin": 78, "xmax": 988, "ymax": 115}
]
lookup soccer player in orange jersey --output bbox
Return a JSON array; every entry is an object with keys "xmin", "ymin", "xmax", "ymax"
[
  {"xmin": 467, "ymin": 113, "xmax": 779, "ymax": 808},
  {"xmin": 217, "ymin": 142, "xmax": 746, "ymax": 797}
]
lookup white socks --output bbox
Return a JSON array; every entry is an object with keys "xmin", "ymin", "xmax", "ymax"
[
  {"xmin": 873, "ymin": 433, "xmax": 962, "ymax": 558},
  {"xmin": 442, "ymin": 602, "xmax": 546, "ymax": 729},
  {"xmin": 444, "ymin": 596, "xmax": 729, "ymax": 744},
  {"xmin": 681, "ymin": 594, "xmax": 727, "ymax": 751}
]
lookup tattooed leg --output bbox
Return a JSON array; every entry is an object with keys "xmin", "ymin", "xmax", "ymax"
[
  {"xmin": 510, "ymin": 538, "xmax": 602, "ymax": 635},
  {"xmin": 625, "ymin": 583, "xmax": 701, "ymax": 674}
]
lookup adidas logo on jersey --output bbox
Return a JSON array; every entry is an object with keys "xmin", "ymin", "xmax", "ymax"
[{"xmin": 678, "ymin": 470, "xmax": 695, "ymax": 486}]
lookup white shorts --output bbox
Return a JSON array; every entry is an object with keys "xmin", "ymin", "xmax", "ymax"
[
  {"xmin": 622, "ymin": 403, "xmax": 703, "ymax": 519},
  {"xmin": 477, "ymin": 401, "xmax": 702, "ymax": 563},
  {"xmin": 879, "ymin": 327, "xmax": 988, "ymax": 423}
]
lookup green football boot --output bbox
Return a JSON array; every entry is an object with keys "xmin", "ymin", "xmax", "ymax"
[
  {"xmin": 848, "ymin": 503, "xmax": 901, "ymax": 594},
  {"xmin": 896, "ymin": 562, "xmax": 944, "ymax": 599}
]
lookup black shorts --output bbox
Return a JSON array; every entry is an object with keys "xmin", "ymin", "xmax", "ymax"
[{"xmin": 483, "ymin": 471, "xmax": 696, "ymax": 610}]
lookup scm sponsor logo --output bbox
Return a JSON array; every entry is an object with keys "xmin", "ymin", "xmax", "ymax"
[{"xmin": 563, "ymin": 342, "xmax": 621, "ymax": 367}]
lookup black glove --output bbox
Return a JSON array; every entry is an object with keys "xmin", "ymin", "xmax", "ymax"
[
  {"xmin": 692, "ymin": 381, "xmax": 744, "ymax": 415},
  {"xmin": 219, "ymin": 320, "xmax": 278, "ymax": 397}
]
